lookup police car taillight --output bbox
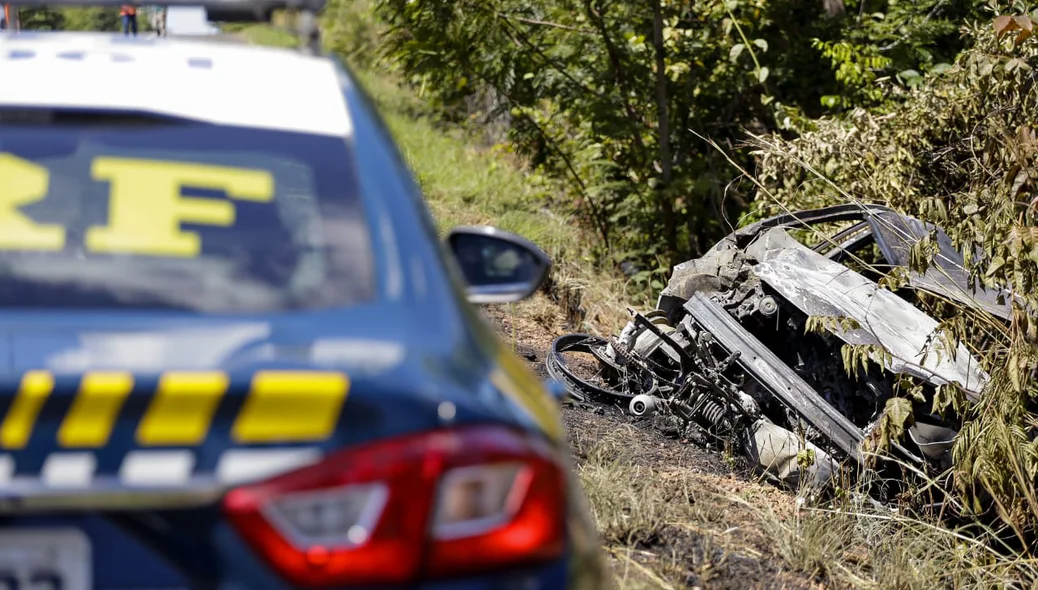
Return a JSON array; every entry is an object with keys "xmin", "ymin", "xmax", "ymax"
[{"xmin": 222, "ymin": 426, "xmax": 567, "ymax": 587}]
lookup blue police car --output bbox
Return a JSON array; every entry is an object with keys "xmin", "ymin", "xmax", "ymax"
[{"xmin": 0, "ymin": 1, "xmax": 609, "ymax": 587}]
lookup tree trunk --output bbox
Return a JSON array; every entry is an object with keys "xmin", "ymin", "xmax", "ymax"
[
  {"xmin": 822, "ymin": 0, "xmax": 845, "ymax": 18},
  {"xmin": 651, "ymin": 0, "xmax": 678, "ymax": 260}
]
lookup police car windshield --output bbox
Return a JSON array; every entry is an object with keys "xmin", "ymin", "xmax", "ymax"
[{"xmin": 0, "ymin": 116, "xmax": 376, "ymax": 313}]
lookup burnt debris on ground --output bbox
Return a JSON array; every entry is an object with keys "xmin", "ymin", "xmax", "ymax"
[
  {"xmin": 546, "ymin": 204, "xmax": 1011, "ymax": 511},
  {"xmin": 484, "ymin": 301, "xmax": 823, "ymax": 589}
]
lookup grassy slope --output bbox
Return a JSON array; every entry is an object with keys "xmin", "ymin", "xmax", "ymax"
[
  {"xmin": 233, "ymin": 25, "xmax": 1021, "ymax": 590},
  {"xmin": 234, "ymin": 23, "xmax": 628, "ymax": 330}
]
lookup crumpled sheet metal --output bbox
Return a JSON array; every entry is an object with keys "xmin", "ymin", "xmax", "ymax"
[
  {"xmin": 868, "ymin": 211, "xmax": 1013, "ymax": 321},
  {"xmin": 658, "ymin": 240, "xmax": 751, "ymax": 302},
  {"xmin": 743, "ymin": 418, "xmax": 837, "ymax": 491},
  {"xmin": 747, "ymin": 228, "xmax": 989, "ymax": 395}
]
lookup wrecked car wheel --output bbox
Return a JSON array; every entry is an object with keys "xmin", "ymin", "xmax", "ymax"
[{"xmin": 546, "ymin": 333, "xmax": 640, "ymax": 403}]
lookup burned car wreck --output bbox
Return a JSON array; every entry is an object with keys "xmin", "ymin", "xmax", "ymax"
[{"xmin": 548, "ymin": 204, "xmax": 1009, "ymax": 496}]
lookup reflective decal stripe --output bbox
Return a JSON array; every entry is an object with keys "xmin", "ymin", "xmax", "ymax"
[
  {"xmin": 58, "ymin": 372, "xmax": 134, "ymax": 448},
  {"xmin": 0, "ymin": 369, "xmax": 350, "ymax": 451},
  {"xmin": 0, "ymin": 448, "xmax": 322, "ymax": 489},
  {"xmin": 42, "ymin": 452, "xmax": 97, "ymax": 487},
  {"xmin": 0, "ymin": 371, "xmax": 54, "ymax": 449},
  {"xmin": 0, "ymin": 455, "xmax": 13, "ymax": 484},
  {"xmin": 137, "ymin": 371, "xmax": 228, "ymax": 446},
  {"xmin": 119, "ymin": 450, "xmax": 195, "ymax": 486},
  {"xmin": 232, "ymin": 371, "xmax": 350, "ymax": 443},
  {"xmin": 215, "ymin": 448, "xmax": 323, "ymax": 485}
]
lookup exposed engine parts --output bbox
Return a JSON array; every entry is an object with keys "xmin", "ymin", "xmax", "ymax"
[
  {"xmin": 548, "ymin": 205, "xmax": 1006, "ymax": 500},
  {"xmin": 628, "ymin": 394, "xmax": 657, "ymax": 417}
]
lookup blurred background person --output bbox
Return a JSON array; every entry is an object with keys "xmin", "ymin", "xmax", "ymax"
[{"xmin": 120, "ymin": 4, "xmax": 137, "ymax": 36}]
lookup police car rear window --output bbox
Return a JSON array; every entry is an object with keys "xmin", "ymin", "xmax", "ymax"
[{"xmin": 0, "ymin": 116, "xmax": 376, "ymax": 312}]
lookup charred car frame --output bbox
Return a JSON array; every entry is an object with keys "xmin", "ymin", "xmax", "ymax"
[{"xmin": 548, "ymin": 204, "xmax": 1009, "ymax": 500}]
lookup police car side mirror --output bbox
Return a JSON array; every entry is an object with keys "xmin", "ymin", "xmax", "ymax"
[{"xmin": 447, "ymin": 226, "xmax": 551, "ymax": 305}]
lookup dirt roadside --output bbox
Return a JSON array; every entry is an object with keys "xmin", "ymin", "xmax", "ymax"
[{"xmin": 481, "ymin": 300, "xmax": 823, "ymax": 590}]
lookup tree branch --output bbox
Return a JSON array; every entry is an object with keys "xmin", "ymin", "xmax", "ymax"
[
  {"xmin": 495, "ymin": 12, "xmax": 593, "ymax": 34},
  {"xmin": 497, "ymin": 16, "xmax": 601, "ymax": 97},
  {"xmin": 583, "ymin": 0, "xmax": 648, "ymax": 157},
  {"xmin": 466, "ymin": 70, "xmax": 612, "ymax": 247}
]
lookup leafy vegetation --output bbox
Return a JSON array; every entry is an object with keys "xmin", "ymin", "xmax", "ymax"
[
  {"xmin": 14, "ymin": 6, "xmax": 141, "ymax": 32},
  {"xmin": 338, "ymin": 0, "xmax": 988, "ymax": 280}
]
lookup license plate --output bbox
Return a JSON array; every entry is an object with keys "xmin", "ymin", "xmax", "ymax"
[{"xmin": 0, "ymin": 529, "xmax": 91, "ymax": 590}]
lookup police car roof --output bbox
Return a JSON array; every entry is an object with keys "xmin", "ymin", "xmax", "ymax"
[{"xmin": 0, "ymin": 32, "xmax": 352, "ymax": 137}]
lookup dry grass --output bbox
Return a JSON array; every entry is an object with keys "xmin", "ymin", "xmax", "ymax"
[
  {"xmin": 565, "ymin": 413, "xmax": 815, "ymax": 589},
  {"xmin": 568, "ymin": 410, "xmax": 1038, "ymax": 589}
]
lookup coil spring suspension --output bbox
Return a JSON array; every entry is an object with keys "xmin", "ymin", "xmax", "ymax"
[
  {"xmin": 694, "ymin": 397, "xmax": 734, "ymax": 432},
  {"xmin": 667, "ymin": 395, "xmax": 734, "ymax": 433}
]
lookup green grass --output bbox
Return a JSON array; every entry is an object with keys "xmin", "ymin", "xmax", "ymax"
[
  {"xmin": 351, "ymin": 69, "xmax": 571, "ymax": 248},
  {"xmin": 224, "ymin": 22, "xmax": 298, "ymax": 48}
]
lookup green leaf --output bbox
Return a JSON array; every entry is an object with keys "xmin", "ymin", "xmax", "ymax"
[
  {"xmin": 752, "ymin": 38, "xmax": 768, "ymax": 52},
  {"xmin": 729, "ymin": 43, "xmax": 744, "ymax": 62},
  {"xmin": 758, "ymin": 67, "xmax": 769, "ymax": 83},
  {"xmin": 796, "ymin": 448, "xmax": 816, "ymax": 470},
  {"xmin": 820, "ymin": 95, "xmax": 840, "ymax": 108},
  {"xmin": 909, "ymin": 385, "xmax": 926, "ymax": 403}
]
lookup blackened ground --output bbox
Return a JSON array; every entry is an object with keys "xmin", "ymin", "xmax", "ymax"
[{"xmin": 481, "ymin": 301, "xmax": 822, "ymax": 590}]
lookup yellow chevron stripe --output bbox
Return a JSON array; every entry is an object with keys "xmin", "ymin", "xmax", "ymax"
[
  {"xmin": 137, "ymin": 371, "xmax": 228, "ymax": 446},
  {"xmin": 232, "ymin": 371, "xmax": 349, "ymax": 443},
  {"xmin": 0, "ymin": 371, "xmax": 55, "ymax": 449},
  {"xmin": 58, "ymin": 372, "xmax": 134, "ymax": 448}
]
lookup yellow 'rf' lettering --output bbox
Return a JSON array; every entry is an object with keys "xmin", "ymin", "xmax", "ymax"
[
  {"xmin": 86, "ymin": 158, "xmax": 274, "ymax": 257},
  {"xmin": 0, "ymin": 153, "xmax": 66, "ymax": 251}
]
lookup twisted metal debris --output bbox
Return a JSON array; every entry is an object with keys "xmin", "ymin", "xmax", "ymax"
[{"xmin": 548, "ymin": 204, "xmax": 1008, "ymax": 499}]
